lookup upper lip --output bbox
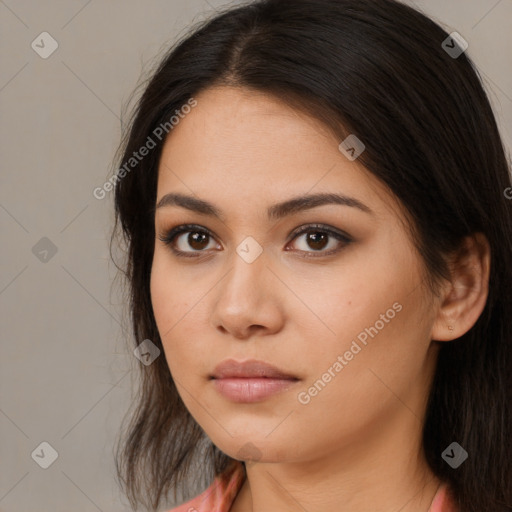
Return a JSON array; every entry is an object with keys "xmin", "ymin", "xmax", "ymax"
[{"xmin": 210, "ymin": 359, "xmax": 299, "ymax": 380}]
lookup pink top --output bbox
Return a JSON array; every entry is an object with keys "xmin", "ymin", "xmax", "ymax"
[{"xmin": 167, "ymin": 461, "xmax": 458, "ymax": 512}]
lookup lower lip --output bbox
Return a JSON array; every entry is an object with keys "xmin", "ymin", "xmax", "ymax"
[{"xmin": 212, "ymin": 377, "xmax": 298, "ymax": 403}]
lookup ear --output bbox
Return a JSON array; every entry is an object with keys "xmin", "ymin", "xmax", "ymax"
[{"xmin": 431, "ymin": 233, "xmax": 491, "ymax": 342}]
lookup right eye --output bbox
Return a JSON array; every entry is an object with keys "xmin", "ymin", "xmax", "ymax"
[{"xmin": 158, "ymin": 224, "xmax": 221, "ymax": 258}]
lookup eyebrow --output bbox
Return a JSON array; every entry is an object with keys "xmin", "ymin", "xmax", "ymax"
[{"xmin": 155, "ymin": 191, "xmax": 374, "ymax": 220}]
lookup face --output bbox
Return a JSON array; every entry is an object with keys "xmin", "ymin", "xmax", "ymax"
[{"xmin": 150, "ymin": 86, "xmax": 440, "ymax": 464}]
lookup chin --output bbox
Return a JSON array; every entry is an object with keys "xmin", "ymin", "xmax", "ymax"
[{"xmin": 212, "ymin": 436, "xmax": 293, "ymax": 465}]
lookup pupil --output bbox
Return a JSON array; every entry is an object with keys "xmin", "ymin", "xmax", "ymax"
[
  {"xmin": 189, "ymin": 232, "xmax": 208, "ymax": 250},
  {"xmin": 308, "ymin": 232, "xmax": 328, "ymax": 250},
  {"xmin": 185, "ymin": 231, "xmax": 329, "ymax": 251}
]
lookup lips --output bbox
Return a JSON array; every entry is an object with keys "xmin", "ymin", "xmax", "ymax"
[
  {"xmin": 210, "ymin": 359, "xmax": 298, "ymax": 380},
  {"xmin": 210, "ymin": 359, "xmax": 299, "ymax": 403}
]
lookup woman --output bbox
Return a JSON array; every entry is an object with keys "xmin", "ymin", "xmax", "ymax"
[{"xmin": 112, "ymin": 1, "xmax": 512, "ymax": 511}]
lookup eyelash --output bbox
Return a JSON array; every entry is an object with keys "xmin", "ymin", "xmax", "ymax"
[{"xmin": 157, "ymin": 223, "xmax": 352, "ymax": 259}]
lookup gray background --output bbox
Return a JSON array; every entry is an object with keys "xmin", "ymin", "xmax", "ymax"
[{"xmin": 1, "ymin": 1, "xmax": 511, "ymax": 511}]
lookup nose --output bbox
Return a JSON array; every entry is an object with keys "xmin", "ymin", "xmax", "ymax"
[{"xmin": 210, "ymin": 248, "xmax": 285, "ymax": 340}]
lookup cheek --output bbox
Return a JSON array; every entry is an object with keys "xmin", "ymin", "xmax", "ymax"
[
  {"xmin": 150, "ymin": 252, "xmax": 201, "ymax": 375},
  {"xmin": 290, "ymin": 296, "xmax": 433, "ymax": 456},
  {"xmin": 288, "ymin": 261, "xmax": 411, "ymax": 361},
  {"xmin": 150, "ymin": 250, "xmax": 201, "ymax": 330},
  {"xmin": 295, "ymin": 247, "xmax": 432, "ymax": 397},
  {"xmin": 150, "ymin": 254, "xmax": 178, "ymax": 332}
]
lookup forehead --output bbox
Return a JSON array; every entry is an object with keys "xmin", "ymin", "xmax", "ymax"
[
  {"xmin": 156, "ymin": 86, "xmax": 400, "ymax": 220},
  {"xmin": 160, "ymin": 85, "xmax": 337, "ymax": 171}
]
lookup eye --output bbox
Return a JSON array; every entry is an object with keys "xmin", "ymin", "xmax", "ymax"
[
  {"xmin": 157, "ymin": 224, "xmax": 220, "ymax": 258},
  {"xmin": 286, "ymin": 224, "xmax": 352, "ymax": 257},
  {"xmin": 157, "ymin": 223, "xmax": 352, "ymax": 258}
]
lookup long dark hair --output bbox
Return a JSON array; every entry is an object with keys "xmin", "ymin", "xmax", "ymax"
[{"xmin": 111, "ymin": 0, "xmax": 512, "ymax": 510}]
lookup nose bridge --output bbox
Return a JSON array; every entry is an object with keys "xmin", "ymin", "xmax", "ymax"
[
  {"xmin": 211, "ymin": 240, "xmax": 283, "ymax": 336},
  {"xmin": 221, "ymin": 240, "xmax": 269, "ymax": 308}
]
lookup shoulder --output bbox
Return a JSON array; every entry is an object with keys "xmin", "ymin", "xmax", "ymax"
[
  {"xmin": 429, "ymin": 483, "xmax": 459, "ymax": 512},
  {"xmin": 165, "ymin": 460, "xmax": 246, "ymax": 512}
]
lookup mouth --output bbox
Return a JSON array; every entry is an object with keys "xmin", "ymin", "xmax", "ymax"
[{"xmin": 209, "ymin": 359, "xmax": 300, "ymax": 403}]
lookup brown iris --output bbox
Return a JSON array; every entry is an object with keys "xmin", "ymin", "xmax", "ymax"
[
  {"xmin": 306, "ymin": 232, "xmax": 328, "ymax": 251},
  {"xmin": 188, "ymin": 231, "xmax": 210, "ymax": 250}
]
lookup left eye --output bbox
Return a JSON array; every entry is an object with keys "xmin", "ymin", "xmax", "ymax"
[
  {"xmin": 287, "ymin": 225, "xmax": 351, "ymax": 256},
  {"xmin": 158, "ymin": 223, "xmax": 351, "ymax": 257}
]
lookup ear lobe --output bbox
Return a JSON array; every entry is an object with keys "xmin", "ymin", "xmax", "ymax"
[{"xmin": 431, "ymin": 233, "xmax": 491, "ymax": 342}]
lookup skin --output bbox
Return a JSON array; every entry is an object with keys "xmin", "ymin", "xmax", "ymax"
[{"xmin": 150, "ymin": 86, "xmax": 490, "ymax": 512}]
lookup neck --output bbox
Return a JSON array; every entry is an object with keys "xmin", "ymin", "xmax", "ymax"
[{"xmin": 231, "ymin": 404, "xmax": 441, "ymax": 512}]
